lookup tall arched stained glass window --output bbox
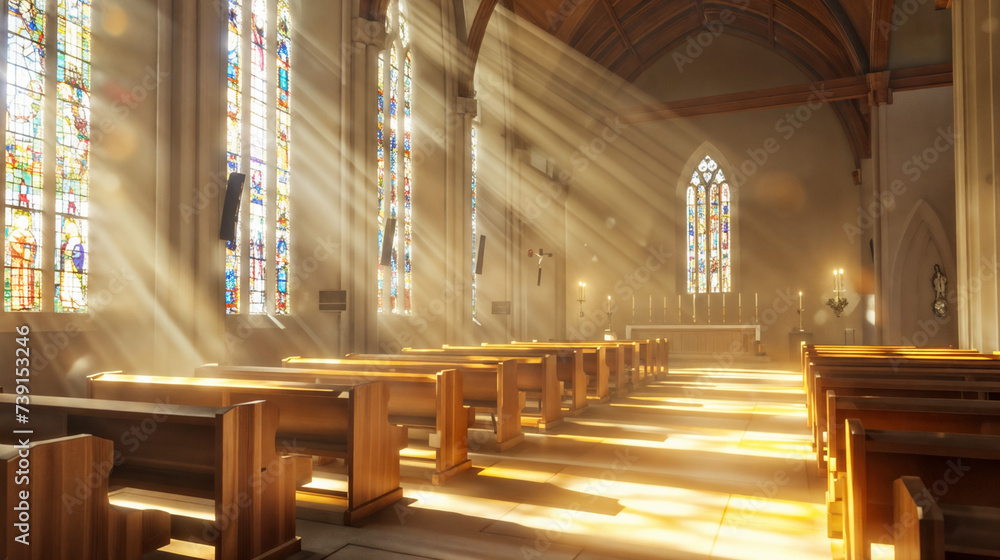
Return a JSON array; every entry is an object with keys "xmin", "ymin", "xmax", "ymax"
[
  {"xmin": 376, "ymin": 0, "xmax": 412, "ymax": 314},
  {"xmin": 225, "ymin": 0, "xmax": 292, "ymax": 315},
  {"xmin": 686, "ymin": 155, "xmax": 731, "ymax": 294},
  {"xmin": 470, "ymin": 125, "xmax": 478, "ymax": 318},
  {"xmin": 5, "ymin": 0, "xmax": 91, "ymax": 313}
]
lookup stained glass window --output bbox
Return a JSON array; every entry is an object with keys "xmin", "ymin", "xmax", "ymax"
[
  {"xmin": 470, "ymin": 125, "xmax": 478, "ymax": 317},
  {"xmin": 275, "ymin": 0, "xmax": 290, "ymax": 315},
  {"xmin": 226, "ymin": 0, "xmax": 291, "ymax": 316},
  {"xmin": 225, "ymin": 0, "xmax": 242, "ymax": 314},
  {"xmin": 686, "ymin": 155, "xmax": 731, "ymax": 294},
  {"xmin": 5, "ymin": 0, "xmax": 91, "ymax": 312},
  {"xmin": 376, "ymin": 0, "xmax": 412, "ymax": 314}
]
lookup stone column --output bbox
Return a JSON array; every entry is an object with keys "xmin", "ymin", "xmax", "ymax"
[
  {"xmin": 953, "ymin": 1, "xmax": 1000, "ymax": 351},
  {"xmin": 345, "ymin": 17, "xmax": 386, "ymax": 353}
]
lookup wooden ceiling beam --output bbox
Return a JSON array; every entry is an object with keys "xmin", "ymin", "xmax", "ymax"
[
  {"xmin": 818, "ymin": 0, "xmax": 868, "ymax": 74},
  {"xmin": 598, "ymin": 0, "xmax": 642, "ymax": 63},
  {"xmin": 869, "ymin": 0, "xmax": 896, "ymax": 71},
  {"xmin": 618, "ymin": 75, "xmax": 868, "ymax": 122},
  {"xmin": 617, "ymin": 64, "xmax": 952, "ymax": 123}
]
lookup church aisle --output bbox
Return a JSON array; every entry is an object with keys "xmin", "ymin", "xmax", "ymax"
[{"xmin": 150, "ymin": 365, "xmax": 835, "ymax": 560}]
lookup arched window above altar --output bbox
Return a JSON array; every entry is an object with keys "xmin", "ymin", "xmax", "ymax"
[{"xmin": 686, "ymin": 155, "xmax": 732, "ymax": 294}]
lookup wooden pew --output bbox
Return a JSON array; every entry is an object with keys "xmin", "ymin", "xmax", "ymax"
[
  {"xmin": 843, "ymin": 419, "xmax": 1000, "ymax": 560},
  {"xmin": 0, "ymin": 434, "xmax": 170, "ymax": 560},
  {"xmin": 893, "ymin": 476, "xmax": 945, "ymax": 560},
  {"xmin": 508, "ymin": 341, "xmax": 633, "ymax": 396},
  {"xmin": 481, "ymin": 343, "xmax": 609, "ymax": 402},
  {"xmin": 824, "ymin": 393, "xmax": 1000, "ymax": 538},
  {"xmin": 397, "ymin": 348, "xmax": 564, "ymax": 430},
  {"xmin": 0, "ymin": 394, "xmax": 300, "ymax": 560},
  {"xmin": 86, "ymin": 373, "xmax": 403, "ymax": 523},
  {"xmin": 190, "ymin": 364, "xmax": 471, "ymax": 484},
  {"xmin": 803, "ymin": 348, "xmax": 995, "ymax": 407},
  {"xmin": 810, "ymin": 375, "xmax": 1000, "ymax": 459},
  {"xmin": 284, "ymin": 356, "xmax": 524, "ymax": 451},
  {"xmin": 473, "ymin": 344, "xmax": 588, "ymax": 413}
]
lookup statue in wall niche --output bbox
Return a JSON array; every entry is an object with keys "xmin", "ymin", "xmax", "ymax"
[{"xmin": 932, "ymin": 264, "xmax": 948, "ymax": 318}]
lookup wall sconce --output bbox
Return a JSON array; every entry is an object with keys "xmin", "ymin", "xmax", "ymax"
[{"xmin": 826, "ymin": 268, "xmax": 848, "ymax": 318}]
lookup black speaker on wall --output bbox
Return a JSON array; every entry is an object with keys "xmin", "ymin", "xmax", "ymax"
[
  {"xmin": 219, "ymin": 172, "xmax": 247, "ymax": 241},
  {"xmin": 380, "ymin": 218, "xmax": 397, "ymax": 266},
  {"xmin": 475, "ymin": 235, "xmax": 486, "ymax": 275}
]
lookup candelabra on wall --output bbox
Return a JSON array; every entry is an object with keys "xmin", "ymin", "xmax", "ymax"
[
  {"xmin": 577, "ymin": 282, "xmax": 586, "ymax": 317},
  {"xmin": 826, "ymin": 268, "xmax": 849, "ymax": 318}
]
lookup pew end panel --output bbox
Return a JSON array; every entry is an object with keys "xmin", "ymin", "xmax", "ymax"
[{"xmin": 893, "ymin": 476, "xmax": 944, "ymax": 560}]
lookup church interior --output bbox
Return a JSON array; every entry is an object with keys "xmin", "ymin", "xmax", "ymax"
[{"xmin": 2, "ymin": 0, "xmax": 1000, "ymax": 558}]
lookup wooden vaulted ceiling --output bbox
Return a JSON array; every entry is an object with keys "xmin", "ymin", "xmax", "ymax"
[
  {"xmin": 468, "ymin": 0, "xmax": 953, "ymax": 179},
  {"xmin": 357, "ymin": 0, "xmax": 953, "ymax": 178}
]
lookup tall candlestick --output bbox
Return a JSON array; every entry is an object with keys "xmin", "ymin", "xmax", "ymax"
[
  {"xmin": 738, "ymin": 292, "xmax": 743, "ymax": 323},
  {"xmin": 722, "ymin": 292, "xmax": 726, "ymax": 324},
  {"xmin": 754, "ymin": 292, "xmax": 759, "ymax": 324},
  {"xmin": 678, "ymin": 294, "xmax": 682, "ymax": 324},
  {"xmin": 707, "ymin": 292, "xmax": 711, "ymax": 324},
  {"xmin": 693, "ymin": 292, "xmax": 697, "ymax": 323}
]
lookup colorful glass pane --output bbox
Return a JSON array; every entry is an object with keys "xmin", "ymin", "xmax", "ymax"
[
  {"xmin": 686, "ymin": 155, "xmax": 732, "ymax": 294},
  {"xmin": 54, "ymin": 0, "xmax": 91, "ymax": 312},
  {"xmin": 376, "ymin": 2, "xmax": 412, "ymax": 314},
  {"xmin": 389, "ymin": 45, "xmax": 398, "ymax": 312},
  {"xmin": 5, "ymin": 0, "xmax": 45, "ymax": 311},
  {"xmin": 376, "ymin": 53, "xmax": 385, "ymax": 312},
  {"xmin": 686, "ymin": 186, "xmax": 695, "ymax": 294},
  {"xmin": 721, "ymin": 180, "xmax": 731, "ymax": 292},
  {"xmin": 471, "ymin": 125, "xmax": 477, "ymax": 317},
  {"xmin": 248, "ymin": 0, "xmax": 267, "ymax": 314},
  {"xmin": 274, "ymin": 0, "xmax": 290, "ymax": 314},
  {"xmin": 402, "ymin": 49, "xmax": 412, "ymax": 313},
  {"xmin": 709, "ymin": 184, "xmax": 719, "ymax": 292},
  {"xmin": 225, "ymin": 0, "xmax": 242, "ymax": 314}
]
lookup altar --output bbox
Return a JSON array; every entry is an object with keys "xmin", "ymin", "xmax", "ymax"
[{"xmin": 626, "ymin": 324, "xmax": 761, "ymax": 358}]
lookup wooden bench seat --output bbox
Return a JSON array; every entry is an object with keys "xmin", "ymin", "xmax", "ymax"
[
  {"xmin": 284, "ymin": 356, "xmax": 524, "ymax": 452},
  {"xmin": 191, "ymin": 364, "xmax": 471, "ymax": 484},
  {"xmin": 86, "ymin": 372, "xmax": 403, "ymax": 523},
  {"xmin": 844, "ymin": 419, "xmax": 1000, "ymax": 560},
  {"xmin": 0, "ymin": 394, "xmax": 299, "ymax": 560},
  {"xmin": 823, "ymin": 393, "xmax": 1000, "ymax": 538}
]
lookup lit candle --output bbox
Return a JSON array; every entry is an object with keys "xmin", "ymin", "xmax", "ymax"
[
  {"xmin": 839, "ymin": 269, "xmax": 845, "ymax": 293},
  {"xmin": 578, "ymin": 282, "xmax": 586, "ymax": 301},
  {"xmin": 607, "ymin": 295, "xmax": 611, "ymax": 312},
  {"xmin": 799, "ymin": 291, "xmax": 803, "ymax": 309},
  {"xmin": 833, "ymin": 269, "xmax": 838, "ymax": 293}
]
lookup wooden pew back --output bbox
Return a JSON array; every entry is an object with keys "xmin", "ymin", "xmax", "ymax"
[
  {"xmin": 0, "ymin": 394, "xmax": 299, "ymax": 560},
  {"xmin": 86, "ymin": 373, "xmax": 402, "ymax": 520},
  {"xmin": 191, "ymin": 364, "xmax": 471, "ymax": 484},
  {"xmin": 844, "ymin": 419, "xmax": 1000, "ymax": 560}
]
